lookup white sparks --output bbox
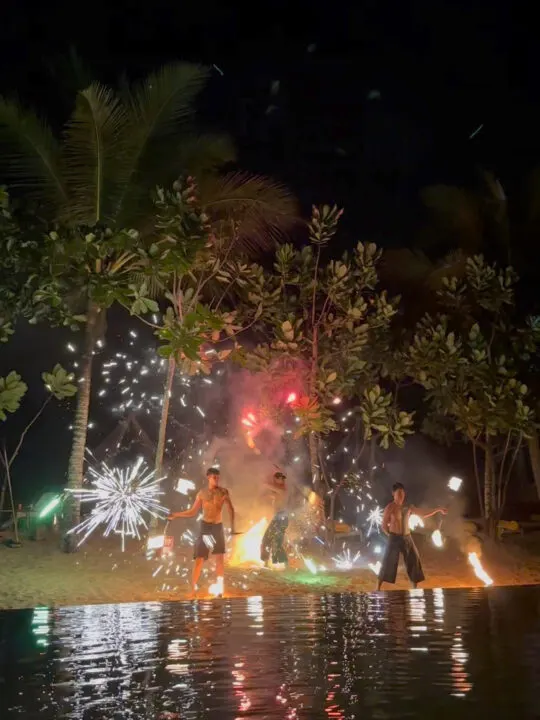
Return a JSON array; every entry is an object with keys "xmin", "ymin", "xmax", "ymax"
[
  {"xmin": 448, "ymin": 476, "xmax": 463, "ymax": 492},
  {"xmin": 367, "ymin": 506, "xmax": 383, "ymax": 535},
  {"xmin": 67, "ymin": 456, "xmax": 169, "ymax": 551},
  {"xmin": 175, "ymin": 478, "xmax": 196, "ymax": 495},
  {"xmin": 332, "ymin": 548, "xmax": 361, "ymax": 570},
  {"xmin": 369, "ymin": 561, "xmax": 381, "ymax": 576}
]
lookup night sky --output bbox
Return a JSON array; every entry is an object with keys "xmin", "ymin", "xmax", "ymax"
[{"xmin": 0, "ymin": 0, "xmax": 535, "ymax": 503}]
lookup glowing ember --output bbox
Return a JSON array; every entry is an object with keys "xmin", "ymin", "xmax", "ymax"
[
  {"xmin": 468, "ymin": 552, "xmax": 493, "ymax": 586},
  {"xmin": 209, "ymin": 576, "xmax": 224, "ymax": 597},
  {"xmin": 431, "ymin": 530, "xmax": 444, "ymax": 548},
  {"xmin": 368, "ymin": 561, "xmax": 381, "ymax": 576},
  {"xmin": 448, "ymin": 476, "xmax": 463, "ymax": 492},
  {"xmin": 175, "ymin": 478, "xmax": 196, "ymax": 495},
  {"xmin": 229, "ymin": 518, "xmax": 268, "ymax": 566},
  {"xmin": 286, "ymin": 392, "xmax": 297, "ymax": 404},
  {"xmin": 408, "ymin": 514, "xmax": 424, "ymax": 531},
  {"xmin": 367, "ymin": 506, "xmax": 383, "ymax": 535},
  {"xmin": 303, "ymin": 557, "xmax": 318, "ymax": 574}
]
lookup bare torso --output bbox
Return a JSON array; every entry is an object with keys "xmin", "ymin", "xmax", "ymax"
[
  {"xmin": 198, "ymin": 487, "xmax": 230, "ymax": 524},
  {"xmin": 383, "ymin": 502, "xmax": 413, "ymax": 535}
]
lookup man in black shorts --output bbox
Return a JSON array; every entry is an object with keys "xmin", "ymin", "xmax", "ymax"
[{"xmin": 169, "ymin": 467, "xmax": 235, "ymax": 597}]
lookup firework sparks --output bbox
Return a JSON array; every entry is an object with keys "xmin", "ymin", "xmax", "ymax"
[
  {"xmin": 67, "ymin": 456, "xmax": 169, "ymax": 551},
  {"xmin": 468, "ymin": 552, "xmax": 493, "ymax": 586},
  {"xmin": 368, "ymin": 561, "xmax": 382, "ymax": 576},
  {"xmin": 408, "ymin": 514, "xmax": 424, "ymax": 531},
  {"xmin": 209, "ymin": 576, "xmax": 224, "ymax": 597},
  {"xmin": 367, "ymin": 506, "xmax": 383, "ymax": 535},
  {"xmin": 303, "ymin": 557, "xmax": 318, "ymax": 574},
  {"xmin": 448, "ymin": 476, "xmax": 463, "ymax": 492},
  {"xmin": 332, "ymin": 548, "xmax": 361, "ymax": 570},
  {"xmin": 431, "ymin": 529, "xmax": 444, "ymax": 548},
  {"xmin": 175, "ymin": 478, "xmax": 196, "ymax": 495}
]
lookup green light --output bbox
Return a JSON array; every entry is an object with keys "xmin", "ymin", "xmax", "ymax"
[{"xmin": 39, "ymin": 496, "xmax": 61, "ymax": 518}]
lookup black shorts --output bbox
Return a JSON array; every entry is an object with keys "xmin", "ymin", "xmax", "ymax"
[{"xmin": 194, "ymin": 522, "xmax": 226, "ymax": 560}]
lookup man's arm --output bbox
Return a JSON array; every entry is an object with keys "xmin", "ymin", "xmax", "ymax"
[
  {"xmin": 381, "ymin": 504, "xmax": 392, "ymax": 536},
  {"xmin": 412, "ymin": 505, "xmax": 447, "ymax": 520},
  {"xmin": 224, "ymin": 491, "xmax": 235, "ymax": 533},
  {"xmin": 168, "ymin": 493, "xmax": 202, "ymax": 520}
]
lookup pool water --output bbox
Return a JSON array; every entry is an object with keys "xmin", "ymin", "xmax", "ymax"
[{"xmin": 1, "ymin": 587, "xmax": 540, "ymax": 719}]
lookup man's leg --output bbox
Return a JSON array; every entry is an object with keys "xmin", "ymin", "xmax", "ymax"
[
  {"xmin": 377, "ymin": 535, "xmax": 401, "ymax": 590},
  {"xmin": 403, "ymin": 536, "xmax": 425, "ymax": 588},
  {"xmin": 192, "ymin": 557, "xmax": 204, "ymax": 593}
]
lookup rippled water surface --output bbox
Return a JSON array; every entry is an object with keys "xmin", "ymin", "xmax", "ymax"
[{"xmin": 1, "ymin": 587, "xmax": 540, "ymax": 719}]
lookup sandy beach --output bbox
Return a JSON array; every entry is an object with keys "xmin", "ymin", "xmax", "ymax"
[{"xmin": 1, "ymin": 529, "xmax": 540, "ymax": 610}]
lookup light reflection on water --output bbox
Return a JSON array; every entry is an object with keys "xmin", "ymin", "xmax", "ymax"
[{"xmin": 1, "ymin": 587, "xmax": 540, "ymax": 718}]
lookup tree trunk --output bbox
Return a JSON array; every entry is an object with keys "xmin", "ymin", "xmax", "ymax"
[
  {"xmin": 527, "ymin": 430, "xmax": 540, "ymax": 501},
  {"xmin": 62, "ymin": 301, "xmax": 100, "ymax": 552},
  {"xmin": 484, "ymin": 439, "xmax": 495, "ymax": 538},
  {"xmin": 308, "ymin": 432, "xmax": 322, "ymax": 495},
  {"xmin": 151, "ymin": 356, "xmax": 175, "ymax": 529}
]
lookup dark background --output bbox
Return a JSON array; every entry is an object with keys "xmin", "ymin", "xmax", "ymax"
[{"xmin": 0, "ymin": 0, "xmax": 536, "ymax": 504}]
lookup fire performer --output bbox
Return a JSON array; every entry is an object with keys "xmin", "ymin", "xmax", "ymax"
[
  {"xmin": 377, "ymin": 482, "xmax": 447, "ymax": 590},
  {"xmin": 260, "ymin": 472, "xmax": 289, "ymax": 567},
  {"xmin": 168, "ymin": 467, "xmax": 235, "ymax": 597}
]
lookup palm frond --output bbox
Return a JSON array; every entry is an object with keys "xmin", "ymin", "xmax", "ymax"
[
  {"xmin": 200, "ymin": 171, "xmax": 299, "ymax": 253},
  {"xmin": 61, "ymin": 83, "xmax": 130, "ymax": 225},
  {"xmin": 117, "ymin": 63, "xmax": 211, "ymax": 225},
  {"xmin": 0, "ymin": 97, "xmax": 67, "ymax": 209}
]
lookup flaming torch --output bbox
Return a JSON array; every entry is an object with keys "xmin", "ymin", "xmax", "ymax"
[
  {"xmin": 468, "ymin": 552, "xmax": 493, "ymax": 586},
  {"xmin": 431, "ymin": 529, "xmax": 444, "ymax": 548}
]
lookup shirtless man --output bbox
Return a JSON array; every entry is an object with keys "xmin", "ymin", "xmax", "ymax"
[
  {"xmin": 168, "ymin": 467, "xmax": 235, "ymax": 597},
  {"xmin": 377, "ymin": 482, "xmax": 447, "ymax": 591}
]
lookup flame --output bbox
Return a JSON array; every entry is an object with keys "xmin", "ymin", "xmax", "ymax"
[
  {"xmin": 369, "ymin": 561, "xmax": 381, "ymax": 576},
  {"xmin": 241, "ymin": 418, "xmax": 253, "ymax": 428},
  {"xmin": 229, "ymin": 518, "xmax": 268, "ymax": 566},
  {"xmin": 431, "ymin": 530, "xmax": 444, "ymax": 548},
  {"xmin": 286, "ymin": 392, "xmax": 297, "ymax": 404},
  {"xmin": 209, "ymin": 576, "xmax": 224, "ymax": 597},
  {"xmin": 408, "ymin": 514, "xmax": 424, "ymax": 531},
  {"xmin": 175, "ymin": 478, "xmax": 196, "ymax": 495},
  {"xmin": 468, "ymin": 552, "xmax": 493, "ymax": 586}
]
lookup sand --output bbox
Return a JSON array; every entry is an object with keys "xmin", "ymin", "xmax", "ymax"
[{"xmin": 1, "ymin": 530, "xmax": 540, "ymax": 610}]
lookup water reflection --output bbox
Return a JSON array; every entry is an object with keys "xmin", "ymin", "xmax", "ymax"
[{"xmin": 1, "ymin": 587, "xmax": 540, "ymax": 718}]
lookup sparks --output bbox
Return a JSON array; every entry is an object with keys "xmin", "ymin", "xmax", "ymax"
[
  {"xmin": 408, "ymin": 514, "xmax": 424, "ymax": 531},
  {"xmin": 175, "ymin": 478, "xmax": 196, "ymax": 495},
  {"xmin": 367, "ymin": 506, "xmax": 383, "ymax": 535},
  {"xmin": 209, "ymin": 576, "xmax": 224, "ymax": 597},
  {"xmin": 229, "ymin": 518, "xmax": 267, "ymax": 566},
  {"xmin": 468, "ymin": 552, "xmax": 493, "ymax": 586},
  {"xmin": 303, "ymin": 557, "xmax": 318, "ymax": 574},
  {"xmin": 448, "ymin": 476, "xmax": 463, "ymax": 492},
  {"xmin": 67, "ymin": 456, "xmax": 169, "ymax": 551},
  {"xmin": 332, "ymin": 548, "xmax": 361, "ymax": 570},
  {"xmin": 431, "ymin": 529, "xmax": 444, "ymax": 548},
  {"xmin": 369, "ymin": 561, "xmax": 381, "ymax": 576}
]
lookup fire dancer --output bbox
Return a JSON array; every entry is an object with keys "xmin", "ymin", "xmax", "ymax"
[
  {"xmin": 168, "ymin": 467, "xmax": 235, "ymax": 597},
  {"xmin": 377, "ymin": 482, "xmax": 447, "ymax": 590},
  {"xmin": 260, "ymin": 472, "xmax": 289, "ymax": 567}
]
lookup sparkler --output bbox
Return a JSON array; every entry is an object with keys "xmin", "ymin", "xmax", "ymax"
[
  {"xmin": 448, "ymin": 476, "xmax": 463, "ymax": 492},
  {"xmin": 468, "ymin": 552, "xmax": 493, "ymax": 586},
  {"xmin": 67, "ymin": 456, "xmax": 169, "ymax": 551}
]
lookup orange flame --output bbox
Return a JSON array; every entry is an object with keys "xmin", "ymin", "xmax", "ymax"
[
  {"xmin": 468, "ymin": 552, "xmax": 493, "ymax": 586},
  {"xmin": 229, "ymin": 518, "xmax": 268, "ymax": 566}
]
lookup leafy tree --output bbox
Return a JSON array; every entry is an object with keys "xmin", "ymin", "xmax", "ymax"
[
  {"xmin": 239, "ymin": 205, "xmax": 413, "ymax": 528},
  {"xmin": 405, "ymin": 255, "xmax": 538, "ymax": 531},
  {"xmin": 0, "ymin": 365, "xmax": 77, "ymax": 542},
  {"xmin": 0, "ymin": 64, "xmax": 296, "ymax": 546}
]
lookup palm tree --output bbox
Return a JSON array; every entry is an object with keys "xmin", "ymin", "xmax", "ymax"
[{"xmin": 0, "ymin": 63, "xmax": 297, "ymax": 548}]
